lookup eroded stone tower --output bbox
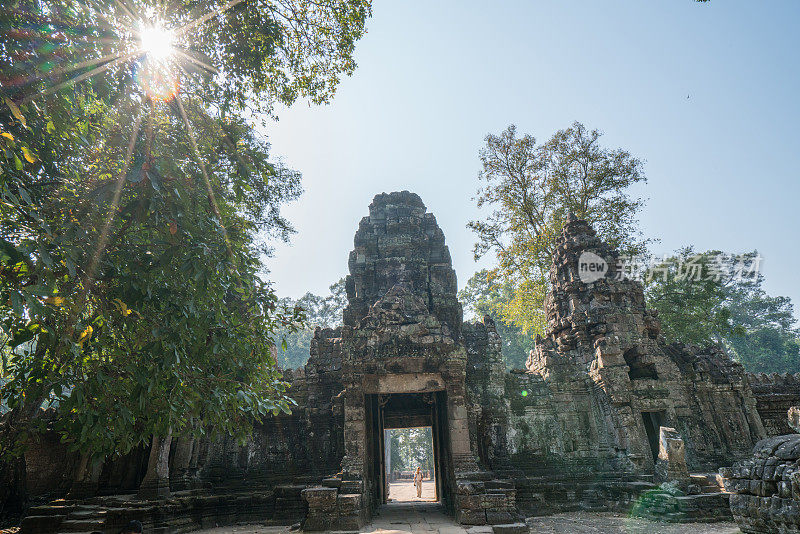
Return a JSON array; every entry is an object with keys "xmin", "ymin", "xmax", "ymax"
[{"xmin": 300, "ymin": 191, "xmax": 519, "ymax": 530}]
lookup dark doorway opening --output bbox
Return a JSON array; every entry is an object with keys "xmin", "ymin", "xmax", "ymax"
[
  {"xmin": 625, "ymin": 348, "xmax": 659, "ymax": 380},
  {"xmin": 364, "ymin": 391, "xmax": 453, "ymax": 513},
  {"xmin": 641, "ymin": 411, "xmax": 666, "ymax": 461}
]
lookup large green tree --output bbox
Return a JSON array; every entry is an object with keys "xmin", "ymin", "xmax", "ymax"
[
  {"xmin": 458, "ymin": 269, "xmax": 532, "ymax": 369},
  {"xmin": 0, "ymin": 0, "xmax": 370, "ymax": 513},
  {"xmin": 469, "ymin": 122, "xmax": 648, "ymax": 336}
]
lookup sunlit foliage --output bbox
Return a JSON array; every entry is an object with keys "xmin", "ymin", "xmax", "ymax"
[
  {"xmin": 0, "ymin": 0, "xmax": 371, "ymax": 510},
  {"xmin": 469, "ymin": 122, "xmax": 648, "ymax": 337}
]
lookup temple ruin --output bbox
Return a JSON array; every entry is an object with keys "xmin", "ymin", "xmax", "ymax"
[{"xmin": 14, "ymin": 191, "xmax": 800, "ymax": 533}]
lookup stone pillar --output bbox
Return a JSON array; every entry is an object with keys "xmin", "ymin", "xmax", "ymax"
[
  {"xmin": 138, "ymin": 433, "xmax": 172, "ymax": 500},
  {"xmin": 66, "ymin": 454, "xmax": 103, "ymax": 499},
  {"xmin": 449, "ymin": 398, "xmax": 478, "ymax": 473},
  {"xmin": 655, "ymin": 427, "xmax": 689, "ymax": 484},
  {"xmin": 341, "ymin": 390, "xmax": 365, "ymax": 478}
]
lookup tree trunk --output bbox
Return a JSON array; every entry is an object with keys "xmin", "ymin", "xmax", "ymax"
[
  {"xmin": 66, "ymin": 453, "xmax": 103, "ymax": 499},
  {"xmin": 169, "ymin": 436, "xmax": 195, "ymax": 492},
  {"xmin": 0, "ymin": 392, "xmax": 48, "ymax": 518},
  {"xmin": 137, "ymin": 433, "xmax": 172, "ymax": 500}
]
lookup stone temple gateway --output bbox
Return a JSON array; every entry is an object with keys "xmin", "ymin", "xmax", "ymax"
[{"xmin": 17, "ymin": 191, "xmax": 800, "ymax": 533}]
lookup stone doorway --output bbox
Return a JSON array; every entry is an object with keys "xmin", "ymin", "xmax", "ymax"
[
  {"xmin": 365, "ymin": 391, "xmax": 454, "ymax": 510},
  {"xmin": 641, "ymin": 411, "xmax": 666, "ymax": 462}
]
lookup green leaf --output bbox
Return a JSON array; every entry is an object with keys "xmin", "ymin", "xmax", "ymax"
[
  {"xmin": 5, "ymin": 97, "xmax": 26, "ymax": 127},
  {"xmin": 9, "ymin": 291, "xmax": 23, "ymax": 317}
]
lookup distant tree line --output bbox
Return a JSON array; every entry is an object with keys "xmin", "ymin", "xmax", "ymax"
[
  {"xmin": 276, "ymin": 279, "xmax": 346, "ymax": 369},
  {"xmin": 388, "ymin": 427, "xmax": 434, "ymax": 476}
]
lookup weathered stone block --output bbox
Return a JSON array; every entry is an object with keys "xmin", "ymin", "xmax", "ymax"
[
  {"xmin": 481, "ymin": 493, "xmax": 508, "ymax": 510},
  {"xmin": 302, "ymin": 486, "xmax": 338, "ymax": 512},
  {"xmin": 457, "ymin": 508, "xmax": 487, "ymax": 525},
  {"xmin": 457, "ymin": 480, "xmax": 486, "ymax": 494},
  {"xmin": 339, "ymin": 480, "xmax": 363, "ymax": 494},
  {"xmin": 485, "ymin": 511, "xmax": 515, "ymax": 525},
  {"xmin": 491, "ymin": 523, "xmax": 529, "ymax": 534},
  {"xmin": 456, "ymin": 494, "xmax": 482, "ymax": 510},
  {"xmin": 336, "ymin": 493, "xmax": 362, "ymax": 513}
]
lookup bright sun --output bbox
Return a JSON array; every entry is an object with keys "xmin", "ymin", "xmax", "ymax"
[{"xmin": 139, "ymin": 23, "xmax": 174, "ymax": 60}]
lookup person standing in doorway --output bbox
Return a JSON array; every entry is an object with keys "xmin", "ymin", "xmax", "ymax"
[{"xmin": 414, "ymin": 466, "xmax": 423, "ymax": 498}]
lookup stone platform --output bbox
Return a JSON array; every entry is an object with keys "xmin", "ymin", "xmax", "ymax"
[{"xmin": 18, "ymin": 487, "xmax": 306, "ymax": 534}]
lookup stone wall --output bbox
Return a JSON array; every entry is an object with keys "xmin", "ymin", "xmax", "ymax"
[
  {"xmin": 723, "ymin": 431, "xmax": 800, "ymax": 532},
  {"xmin": 747, "ymin": 372, "xmax": 800, "ymax": 436},
  {"xmin": 24, "ymin": 425, "xmax": 78, "ymax": 499},
  {"xmin": 464, "ymin": 317, "xmax": 508, "ymax": 470}
]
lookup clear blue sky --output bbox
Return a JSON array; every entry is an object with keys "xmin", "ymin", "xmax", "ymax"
[{"xmin": 261, "ymin": 0, "xmax": 800, "ymax": 317}]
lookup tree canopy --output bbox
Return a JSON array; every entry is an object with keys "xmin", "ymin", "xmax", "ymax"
[
  {"xmin": 0, "ymin": 0, "xmax": 371, "ymax": 512},
  {"xmin": 644, "ymin": 250, "xmax": 800, "ymax": 373},
  {"xmin": 458, "ymin": 269, "xmax": 532, "ymax": 369},
  {"xmin": 467, "ymin": 122, "xmax": 799, "ymax": 375},
  {"xmin": 469, "ymin": 122, "xmax": 648, "ymax": 337},
  {"xmin": 387, "ymin": 427, "xmax": 433, "ymax": 476},
  {"xmin": 275, "ymin": 278, "xmax": 346, "ymax": 369}
]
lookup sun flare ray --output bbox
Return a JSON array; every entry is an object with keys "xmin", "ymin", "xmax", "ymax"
[
  {"xmin": 174, "ymin": 93, "xmax": 234, "ymax": 259},
  {"xmin": 22, "ymin": 50, "xmax": 142, "ymax": 103},
  {"xmin": 86, "ymin": 112, "xmax": 143, "ymax": 283}
]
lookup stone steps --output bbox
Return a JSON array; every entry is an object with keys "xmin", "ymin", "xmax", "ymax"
[
  {"xmin": 22, "ymin": 490, "xmax": 282, "ymax": 534},
  {"xmin": 66, "ymin": 509, "xmax": 106, "ymax": 520},
  {"xmin": 27, "ymin": 506, "xmax": 74, "ymax": 517},
  {"xmin": 690, "ymin": 473, "xmax": 726, "ymax": 493},
  {"xmin": 492, "ymin": 522, "xmax": 529, "ymax": 534}
]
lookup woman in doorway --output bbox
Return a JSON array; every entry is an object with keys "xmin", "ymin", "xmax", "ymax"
[{"xmin": 414, "ymin": 466, "xmax": 423, "ymax": 498}]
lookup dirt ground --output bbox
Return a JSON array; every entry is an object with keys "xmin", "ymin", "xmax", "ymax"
[
  {"xmin": 193, "ymin": 506, "xmax": 742, "ymax": 534},
  {"xmin": 525, "ymin": 511, "xmax": 740, "ymax": 534},
  {"xmin": 387, "ymin": 480, "xmax": 436, "ymax": 502}
]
